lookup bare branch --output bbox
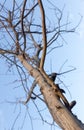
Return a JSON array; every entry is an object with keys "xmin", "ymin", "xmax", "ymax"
[
  {"xmin": 14, "ymin": 2, "xmax": 38, "ymax": 28},
  {"xmin": 38, "ymin": 0, "xmax": 47, "ymax": 70},
  {"xmin": 21, "ymin": 0, "xmax": 27, "ymax": 51},
  {"xmin": 24, "ymin": 80, "xmax": 37, "ymax": 104},
  {"xmin": 0, "ymin": 48, "xmax": 16, "ymax": 54}
]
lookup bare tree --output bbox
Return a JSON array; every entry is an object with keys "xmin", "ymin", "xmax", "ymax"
[{"xmin": 0, "ymin": 0, "xmax": 84, "ymax": 130}]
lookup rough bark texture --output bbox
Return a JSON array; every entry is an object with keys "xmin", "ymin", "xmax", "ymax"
[{"xmin": 18, "ymin": 54, "xmax": 84, "ymax": 130}]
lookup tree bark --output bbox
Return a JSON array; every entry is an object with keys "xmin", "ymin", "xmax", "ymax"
[{"xmin": 18, "ymin": 54, "xmax": 84, "ymax": 130}]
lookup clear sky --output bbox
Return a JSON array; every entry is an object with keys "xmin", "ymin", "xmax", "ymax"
[{"xmin": 0, "ymin": 0, "xmax": 84, "ymax": 130}]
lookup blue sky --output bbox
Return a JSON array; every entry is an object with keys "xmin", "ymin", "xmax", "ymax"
[{"xmin": 0, "ymin": 0, "xmax": 84, "ymax": 130}]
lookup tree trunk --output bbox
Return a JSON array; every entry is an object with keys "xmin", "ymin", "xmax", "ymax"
[{"xmin": 18, "ymin": 54, "xmax": 84, "ymax": 130}]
